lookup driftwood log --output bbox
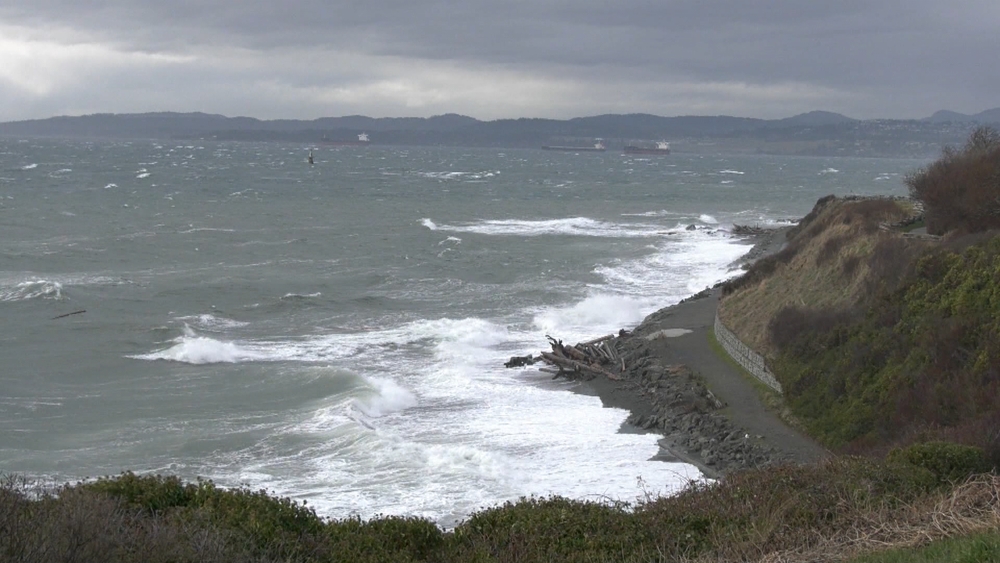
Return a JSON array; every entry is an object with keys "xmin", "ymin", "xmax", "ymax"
[
  {"xmin": 504, "ymin": 333, "xmax": 626, "ymax": 382},
  {"xmin": 51, "ymin": 310, "xmax": 86, "ymax": 320}
]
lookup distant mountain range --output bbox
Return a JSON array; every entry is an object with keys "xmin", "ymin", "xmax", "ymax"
[
  {"xmin": 1, "ymin": 108, "xmax": 997, "ymax": 158},
  {"xmin": 923, "ymin": 108, "xmax": 1000, "ymax": 124}
]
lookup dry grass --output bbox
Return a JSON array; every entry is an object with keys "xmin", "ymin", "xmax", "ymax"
[
  {"xmin": 719, "ymin": 197, "xmax": 915, "ymax": 355},
  {"xmin": 686, "ymin": 475, "xmax": 1000, "ymax": 563}
]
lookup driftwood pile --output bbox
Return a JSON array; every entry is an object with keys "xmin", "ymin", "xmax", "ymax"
[{"xmin": 505, "ymin": 331, "xmax": 629, "ymax": 381}]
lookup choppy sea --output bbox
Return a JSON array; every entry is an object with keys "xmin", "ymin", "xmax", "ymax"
[{"xmin": 0, "ymin": 138, "xmax": 920, "ymax": 525}]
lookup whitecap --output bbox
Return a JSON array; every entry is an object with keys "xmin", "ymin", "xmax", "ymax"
[
  {"xmin": 719, "ymin": 169, "xmax": 744, "ymax": 175},
  {"xmin": 420, "ymin": 171, "xmax": 466, "ymax": 180},
  {"xmin": 175, "ymin": 314, "xmax": 250, "ymax": 331},
  {"xmin": 533, "ymin": 294, "xmax": 647, "ymax": 339},
  {"xmin": 281, "ymin": 292, "xmax": 322, "ymax": 300},
  {"xmin": 21, "ymin": 163, "xmax": 37, "ymax": 170},
  {"xmin": 422, "ymin": 217, "xmax": 662, "ymax": 238},
  {"xmin": 131, "ymin": 327, "xmax": 265, "ymax": 364},
  {"xmin": 178, "ymin": 227, "xmax": 236, "ymax": 234},
  {"xmin": 0, "ymin": 280, "xmax": 64, "ymax": 302},
  {"xmin": 351, "ymin": 376, "xmax": 418, "ymax": 418},
  {"xmin": 819, "ymin": 168, "xmax": 839, "ymax": 175},
  {"xmin": 621, "ymin": 210, "xmax": 677, "ymax": 218}
]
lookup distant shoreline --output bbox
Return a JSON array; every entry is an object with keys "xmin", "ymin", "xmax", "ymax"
[{"xmin": 0, "ymin": 110, "xmax": 973, "ymax": 159}]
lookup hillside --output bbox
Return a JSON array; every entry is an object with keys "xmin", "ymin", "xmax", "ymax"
[
  {"xmin": 719, "ymin": 196, "xmax": 920, "ymax": 356},
  {"xmin": 1, "ymin": 110, "xmax": 995, "ymax": 157},
  {"xmin": 719, "ymin": 127, "xmax": 1000, "ymax": 455}
]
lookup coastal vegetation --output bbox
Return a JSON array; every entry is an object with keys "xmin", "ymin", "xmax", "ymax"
[
  {"xmin": 722, "ymin": 127, "xmax": 1000, "ymax": 460},
  {"xmin": 3, "ymin": 453, "xmax": 998, "ymax": 563},
  {"xmin": 5, "ymin": 128, "xmax": 1000, "ymax": 562}
]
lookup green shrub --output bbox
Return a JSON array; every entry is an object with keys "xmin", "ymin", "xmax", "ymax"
[
  {"xmin": 771, "ymin": 233, "xmax": 1000, "ymax": 451},
  {"xmin": 83, "ymin": 471, "xmax": 196, "ymax": 513},
  {"xmin": 886, "ymin": 442, "xmax": 991, "ymax": 485},
  {"xmin": 451, "ymin": 496, "xmax": 648, "ymax": 562},
  {"xmin": 368, "ymin": 516, "xmax": 443, "ymax": 558}
]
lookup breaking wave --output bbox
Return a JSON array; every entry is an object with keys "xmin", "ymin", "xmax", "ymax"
[
  {"xmin": 0, "ymin": 280, "xmax": 64, "ymax": 302},
  {"xmin": 131, "ymin": 326, "xmax": 265, "ymax": 364},
  {"xmin": 421, "ymin": 217, "xmax": 663, "ymax": 238}
]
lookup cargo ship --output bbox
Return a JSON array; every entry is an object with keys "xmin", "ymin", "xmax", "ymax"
[
  {"xmin": 542, "ymin": 140, "xmax": 607, "ymax": 152},
  {"xmin": 320, "ymin": 132, "xmax": 371, "ymax": 147},
  {"xmin": 623, "ymin": 141, "xmax": 671, "ymax": 155}
]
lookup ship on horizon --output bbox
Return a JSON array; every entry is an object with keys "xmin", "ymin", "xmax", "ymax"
[
  {"xmin": 321, "ymin": 132, "xmax": 371, "ymax": 147},
  {"xmin": 623, "ymin": 141, "xmax": 671, "ymax": 155}
]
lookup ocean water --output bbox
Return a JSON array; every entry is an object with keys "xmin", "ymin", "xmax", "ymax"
[{"xmin": 0, "ymin": 138, "xmax": 919, "ymax": 524}]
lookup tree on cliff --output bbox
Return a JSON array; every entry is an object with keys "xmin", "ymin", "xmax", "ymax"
[{"xmin": 907, "ymin": 126, "xmax": 1000, "ymax": 235}]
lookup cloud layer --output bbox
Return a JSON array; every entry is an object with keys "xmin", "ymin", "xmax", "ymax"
[{"xmin": 1, "ymin": 1, "xmax": 997, "ymax": 121}]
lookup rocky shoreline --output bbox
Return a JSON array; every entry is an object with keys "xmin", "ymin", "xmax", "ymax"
[
  {"xmin": 604, "ymin": 309, "xmax": 799, "ymax": 478},
  {"xmin": 514, "ymin": 226, "xmax": 827, "ymax": 479}
]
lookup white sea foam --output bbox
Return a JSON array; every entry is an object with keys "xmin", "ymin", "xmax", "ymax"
[
  {"xmin": 423, "ymin": 317, "xmax": 510, "ymax": 361},
  {"xmin": 422, "ymin": 217, "xmax": 662, "ymax": 238},
  {"xmin": 466, "ymin": 170, "xmax": 499, "ymax": 180},
  {"xmin": 592, "ymin": 230, "xmax": 752, "ymax": 311},
  {"xmin": 699, "ymin": 214, "xmax": 719, "ymax": 224},
  {"xmin": 148, "ymin": 315, "xmax": 509, "ymax": 370},
  {"xmin": 351, "ymin": 376, "xmax": 418, "ymax": 418},
  {"xmin": 132, "ymin": 326, "xmax": 266, "ymax": 364},
  {"xmin": 281, "ymin": 292, "xmax": 322, "ymax": 300},
  {"xmin": 620, "ymin": 210, "xmax": 679, "ymax": 218},
  {"xmin": 178, "ymin": 227, "xmax": 237, "ymax": 234},
  {"xmin": 820, "ymin": 168, "xmax": 840, "ymax": 174},
  {"xmin": 175, "ymin": 314, "xmax": 250, "ymax": 331},
  {"xmin": 532, "ymin": 294, "xmax": 647, "ymax": 340},
  {"xmin": 420, "ymin": 171, "xmax": 466, "ymax": 180},
  {"xmin": 136, "ymin": 172, "xmax": 151, "ymax": 179},
  {"xmin": 0, "ymin": 280, "xmax": 64, "ymax": 302},
  {"xmin": 104, "ymin": 183, "xmax": 117, "ymax": 189},
  {"xmin": 422, "ymin": 444, "xmax": 509, "ymax": 481},
  {"xmin": 21, "ymin": 163, "xmax": 37, "ymax": 170},
  {"xmin": 719, "ymin": 169, "xmax": 744, "ymax": 175}
]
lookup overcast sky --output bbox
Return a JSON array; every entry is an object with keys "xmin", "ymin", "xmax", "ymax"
[{"xmin": 1, "ymin": 0, "xmax": 997, "ymax": 122}]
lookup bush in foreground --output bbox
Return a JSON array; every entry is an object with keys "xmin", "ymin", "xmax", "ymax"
[{"xmin": 3, "ymin": 456, "xmax": 998, "ymax": 563}]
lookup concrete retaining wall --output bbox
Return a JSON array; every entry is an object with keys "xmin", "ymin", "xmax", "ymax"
[{"xmin": 714, "ymin": 315, "xmax": 783, "ymax": 393}]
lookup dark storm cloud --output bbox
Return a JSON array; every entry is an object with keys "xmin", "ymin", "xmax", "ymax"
[{"xmin": 0, "ymin": 0, "xmax": 997, "ymax": 120}]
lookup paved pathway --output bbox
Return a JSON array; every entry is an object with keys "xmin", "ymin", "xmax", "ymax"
[{"xmin": 632, "ymin": 288, "xmax": 830, "ymax": 464}]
